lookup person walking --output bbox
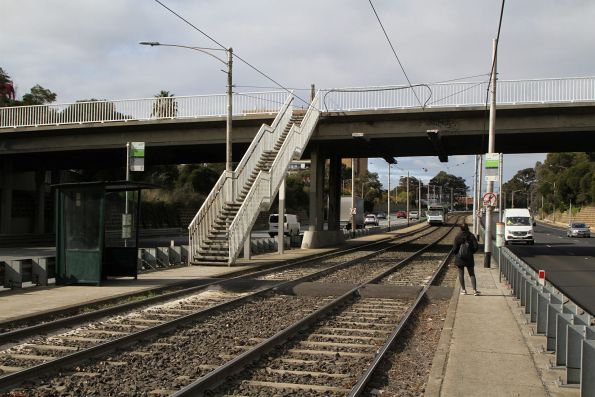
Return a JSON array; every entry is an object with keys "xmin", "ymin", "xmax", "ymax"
[{"xmin": 453, "ymin": 223, "xmax": 480, "ymax": 295}]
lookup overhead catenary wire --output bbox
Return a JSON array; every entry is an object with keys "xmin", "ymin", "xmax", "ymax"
[
  {"xmin": 367, "ymin": 0, "xmax": 424, "ymax": 108},
  {"xmin": 481, "ymin": 0, "xmax": 506, "ymax": 151},
  {"xmin": 152, "ymin": 0, "xmax": 315, "ymax": 110}
]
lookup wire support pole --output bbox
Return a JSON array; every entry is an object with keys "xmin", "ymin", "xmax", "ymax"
[{"xmin": 484, "ymin": 38, "xmax": 498, "ymax": 268}]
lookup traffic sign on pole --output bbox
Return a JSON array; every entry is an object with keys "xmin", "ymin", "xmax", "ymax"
[{"xmin": 483, "ymin": 192, "xmax": 497, "ymax": 207}]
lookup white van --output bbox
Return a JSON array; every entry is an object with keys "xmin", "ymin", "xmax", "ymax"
[
  {"xmin": 268, "ymin": 214, "xmax": 300, "ymax": 237},
  {"xmin": 503, "ymin": 208, "xmax": 534, "ymax": 245}
]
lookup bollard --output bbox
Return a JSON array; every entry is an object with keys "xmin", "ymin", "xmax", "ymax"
[
  {"xmin": 536, "ymin": 291, "xmax": 551, "ymax": 335},
  {"xmin": 156, "ymin": 247, "xmax": 170, "ymax": 267},
  {"xmin": 581, "ymin": 339, "xmax": 595, "ymax": 397},
  {"xmin": 180, "ymin": 245, "xmax": 189, "ymax": 265},
  {"xmin": 168, "ymin": 246, "xmax": 182, "ymax": 266},
  {"xmin": 566, "ymin": 324, "xmax": 586, "ymax": 384},
  {"xmin": 556, "ymin": 313, "xmax": 574, "ymax": 367},
  {"xmin": 33, "ymin": 257, "xmax": 56, "ymax": 286}
]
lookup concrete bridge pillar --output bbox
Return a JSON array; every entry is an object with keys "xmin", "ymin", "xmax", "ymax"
[
  {"xmin": 1, "ymin": 158, "xmax": 13, "ymax": 234},
  {"xmin": 35, "ymin": 169, "xmax": 46, "ymax": 234},
  {"xmin": 328, "ymin": 154, "xmax": 342, "ymax": 231},
  {"xmin": 302, "ymin": 147, "xmax": 345, "ymax": 249},
  {"xmin": 308, "ymin": 144, "xmax": 325, "ymax": 232}
]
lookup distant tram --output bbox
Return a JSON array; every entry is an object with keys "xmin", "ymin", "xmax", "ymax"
[{"xmin": 427, "ymin": 205, "xmax": 446, "ymax": 225}]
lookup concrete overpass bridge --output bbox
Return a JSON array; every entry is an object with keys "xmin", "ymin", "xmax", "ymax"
[
  {"xmin": 1, "ymin": 76, "xmax": 594, "ymax": 261},
  {"xmin": 1, "ymin": 76, "xmax": 594, "ymax": 170}
]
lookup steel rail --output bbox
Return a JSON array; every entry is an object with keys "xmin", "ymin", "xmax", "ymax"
[
  {"xmin": 0, "ymin": 223, "xmax": 431, "ymax": 345},
  {"xmin": 0, "ymin": 223, "xmax": 436, "ymax": 390},
  {"xmin": 171, "ymin": 216, "xmax": 461, "ymax": 396},
  {"xmin": 348, "ymin": 227, "xmax": 458, "ymax": 395}
]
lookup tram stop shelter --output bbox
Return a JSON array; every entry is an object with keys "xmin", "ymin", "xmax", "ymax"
[{"xmin": 54, "ymin": 181, "xmax": 155, "ymax": 285}]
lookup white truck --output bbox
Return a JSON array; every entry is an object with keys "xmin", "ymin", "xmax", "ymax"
[
  {"xmin": 340, "ymin": 196, "xmax": 364, "ymax": 229},
  {"xmin": 503, "ymin": 208, "xmax": 534, "ymax": 245}
]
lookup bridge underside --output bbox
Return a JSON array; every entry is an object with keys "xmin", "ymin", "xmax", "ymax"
[{"xmin": 1, "ymin": 102, "xmax": 594, "ymax": 171}]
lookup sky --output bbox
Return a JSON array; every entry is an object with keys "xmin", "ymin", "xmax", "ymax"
[{"xmin": 2, "ymin": 0, "xmax": 594, "ymax": 191}]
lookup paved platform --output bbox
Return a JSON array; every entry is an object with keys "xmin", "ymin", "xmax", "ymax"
[
  {"xmin": 425, "ymin": 252, "xmax": 579, "ymax": 397},
  {"xmin": 0, "ymin": 222, "xmax": 426, "ymax": 324}
]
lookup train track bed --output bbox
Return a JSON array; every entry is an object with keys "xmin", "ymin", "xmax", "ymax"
[
  {"xmin": 362, "ymin": 235, "xmax": 460, "ymax": 395},
  {"xmin": 194, "ymin": 222, "xmax": 461, "ymax": 396},
  {"xmin": 3, "ymin": 293, "xmax": 333, "ymax": 396},
  {"xmin": 0, "ymin": 226, "xmax": 433, "ymax": 338},
  {"xmin": 1, "ymin": 221, "xmax": 460, "ymax": 395},
  {"xmin": 254, "ymin": 226, "xmax": 436, "ymax": 282}
]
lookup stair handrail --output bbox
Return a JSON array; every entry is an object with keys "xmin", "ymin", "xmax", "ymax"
[
  {"xmin": 188, "ymin": 170, "xmax": 231, "ymax": 255},
  {"xmin": 269, "ymin": 92, "xmax": 321, "ymax": 192},
  {"xmin": 233, "ymin": 95, "xmax": 294, "ymax": 198},
  {"xmin": 188, "ymin": 94, "xmax": 293, "ymax": 260},
  {"xmin": 228, "ymin": 92, "xmax": 321, "ymax": 263},
  {"xmin": 227, "ymin": 170, "xmax": 271, "ymax": 264}
]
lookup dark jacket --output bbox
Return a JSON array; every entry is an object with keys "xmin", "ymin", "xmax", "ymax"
[{"xmin": 453, "ymin": 230, "xmax": 477, "ymax": 267}]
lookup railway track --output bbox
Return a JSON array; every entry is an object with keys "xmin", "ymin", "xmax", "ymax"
[
  {"xmin": 0, "ymin": 224, "xmax": 432, "ymax": 340},
  {"xmin": 0, "ymin": 217, "xmax": 461, "ymax": 395}
]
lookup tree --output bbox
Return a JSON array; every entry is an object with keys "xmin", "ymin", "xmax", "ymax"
[
  {"xmin": 428, "ymin": 171, "xmax": 468, "ymax": 205},
  {"xmin": 502, "ymin": 168, "xmax": 536, "ymax": 208},
  {"xmin": 21, "ymin": 84, "xmax": 56, "ymax": 105},
  {"xmin": 152, "ymin": 90, "xmax": 178, "ymax": 118}
]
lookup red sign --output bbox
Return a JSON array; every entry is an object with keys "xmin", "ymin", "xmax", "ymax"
[{"xmin": 538, "ymin": 270, "xmax": 545, "ymax": 285}]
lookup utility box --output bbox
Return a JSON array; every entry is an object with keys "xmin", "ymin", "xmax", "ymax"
[{"xmin": 54, "ymin": 181, "xmax": 155, "ymax": 285}]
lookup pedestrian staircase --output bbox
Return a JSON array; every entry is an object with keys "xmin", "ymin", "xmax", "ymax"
[{"xmin": 189, "ymin": 92, "xmax": 321, "ymax": 265}]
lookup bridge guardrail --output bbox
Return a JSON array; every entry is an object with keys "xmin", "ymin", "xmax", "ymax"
[
  {"xmin": 482, "ymin": 216, "xmax": 595, "ymax": 394},
  {"xmin": 1, "ymin": 77, "xmax": 594, "ymax": 129},
  {"xmin": 0, "ymin": 91, "xmax": 287, "ymax": 129}
]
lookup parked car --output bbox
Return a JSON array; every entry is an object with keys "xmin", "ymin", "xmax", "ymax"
[
  {"xmin": 566, "ymin": 222, "xmax": 591, "ymax": 238},
  {"xmin": 268, "ymin": 214, "xmax": 300, "ymax": 237},
  {"xmin": 409, "ymin": 210, "xmax": 419, "ymax": 219},
  {"xmin": 364, "ymin": 214, "xmax": 379, "ymax": 227},
  {"xmin": 396, "ymin": 210, "xmax": 407, "ymax": 219},
  {"xmin": 376, "ymin": 212, "xmax": 387, "ymax": 220}
]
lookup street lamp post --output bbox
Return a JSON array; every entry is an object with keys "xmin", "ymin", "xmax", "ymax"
[{"xmin": 139, "ymin": 42, "xmax": 233, "ymax": 174}]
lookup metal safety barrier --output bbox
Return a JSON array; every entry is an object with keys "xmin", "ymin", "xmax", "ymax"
[
  {"xmin": 2, "ymin": 77, "xmax": 595, "ymax": 129},
  {"xmin": 496, "ymin": 247, "xmax": 594, "ymax": 395}
]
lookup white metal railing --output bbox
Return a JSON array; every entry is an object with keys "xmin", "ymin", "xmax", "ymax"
[
  {"xmin": 0, "ymin": 91, "xmax": 287, "ymax": 129},
  {"xmin": 320, "ymin": 76, "xmax": 595, "ymax": 112},
  {"xmin": 3, "ymin": 77, "xmax": 594, "ymax": 129},
  {"xmin": 227, "ymin": 92, "xmax": 321, "ymax": 264},
  {"xmin": 188, "ymin": 170, "xmax": 230, "ymax": 256},
  {"xmin": 228, "ymin": 171, "xmax": 271, "ymax": 261},
  {"xmin": 188, "ymin": 93, "xmax": 294, "ymax": 262},
  {"xmin": 233, "ymin": 95, "xmax": 294, "ymax": 197}
]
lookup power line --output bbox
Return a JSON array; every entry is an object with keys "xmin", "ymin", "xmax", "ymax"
[
  {"xmin": 367, "ymin": 0, "xmax": 423, "ymax": 108},
  {"xmin": 152, "ymin": 0, "xmax": 315, "ymax": 109},
  {"xmin": 481, "ymin": 0, "xmax": 506, "ymax": 152}
]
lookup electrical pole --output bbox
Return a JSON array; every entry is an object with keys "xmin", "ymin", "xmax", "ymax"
[
  {"xmin": 450, "ymin": 187, "xmax": 454, "ymax": 212},
  {"xmin": 406, "ymin": 172, "xmax": 410, "ymax": 226},
  {"xmin": 387, "ymin": 164, "xmax": 391, "ymax": 230},
  {"xmin": 498, "ymin": 152, "xmax": 503, "ymax": 222},
  {"xmin": 484, "ymin": 38, "xmax": 498, "ymax": 268},
  {"xmin": 351, "ymin": 158, "xmax": 356, "ymax": 237},
  {"xmin": 418, "ymin": 180, "xmax": 422, "ymax": 220},
  {"xmin": 473, "ymin": 155, "xmax": 478, "ymax": 235}
]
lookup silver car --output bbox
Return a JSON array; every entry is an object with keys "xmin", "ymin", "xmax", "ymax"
[{"xmin": 566, "ymin": 222, "xmax": 591, "ymax": 238}]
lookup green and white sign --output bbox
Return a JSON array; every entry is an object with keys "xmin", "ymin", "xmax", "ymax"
[
  {"xmin": 130, "ymin": 142, "xmax": 145, "ymax": 172},
  {"xmin": 485, "ymin": 153, "xmax": 500, "ymax": 182}
]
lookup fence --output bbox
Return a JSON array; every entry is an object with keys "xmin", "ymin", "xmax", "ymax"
[
  {"xmin": 496, "ymin": 246, "xmax": 594, "ymax": 395},
  {"xmin": 2, "ymin": 77, "xmax": 594, "ymax": 129}
]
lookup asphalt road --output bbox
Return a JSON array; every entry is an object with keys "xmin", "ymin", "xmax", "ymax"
[{"xmin": 504, "ymin": 221, "xmax": 595, "ymax": 316}]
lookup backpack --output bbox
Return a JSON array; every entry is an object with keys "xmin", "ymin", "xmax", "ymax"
[{"xmin": 457, "ymin": 234, "xmax": 478, "ymax": 259}]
